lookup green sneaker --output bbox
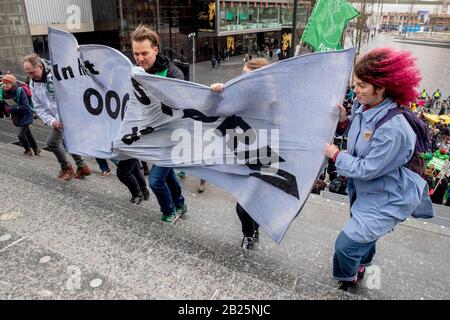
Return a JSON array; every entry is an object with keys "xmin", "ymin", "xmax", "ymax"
[
  {"xmin": 176, "ymin": 204, "xmax": 188, "ymax": 218},
  {"xmin": 161, "ymin": 211, "xmax": 177, "ymax": 223},
  {"xmin": 176, "ymin": 171, "xmax": 186, "ymax": 179}
]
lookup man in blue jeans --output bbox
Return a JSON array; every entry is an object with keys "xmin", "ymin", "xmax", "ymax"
[
  {"xmin": 149, "ymin": 166, "xmax": 186, "ymax": 222},
  {"xmin": 131, "ymin": 24, "xmax": 187, "ymax": 222}
]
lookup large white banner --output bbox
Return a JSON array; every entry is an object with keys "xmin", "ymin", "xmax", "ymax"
[{"xmin": 48, "ymin": 28, "xmax": 355, "ymax": 243}]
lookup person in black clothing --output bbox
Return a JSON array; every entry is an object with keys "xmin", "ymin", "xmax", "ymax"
[
  {"xmin": 210, "ymin": 58, "xmax": 270, "ymax": 249},
  {"xmin": 117, "ymin": 159, "xmax": 150, "ymax": 205},
  {"xmin": 211, "ymin": 55, "xmax": 217, "ymax": 70},
  {"xmin": 216, "ymin": 54, "xmax": 221, "ymax": 69}
]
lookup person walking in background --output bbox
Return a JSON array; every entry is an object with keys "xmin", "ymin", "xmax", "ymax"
[
  {"xmin": 0, "ymin": 74, "xmax": 40, "ymax": 156},
  {"xmin": 210, "ymin": 55, "xmax": 217, "ymax": 70},
  {"xmin": 216, "ymin": 54, "xmax": 221, "ymax": 69}
]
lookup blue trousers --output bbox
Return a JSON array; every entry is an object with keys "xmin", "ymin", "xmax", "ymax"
[
  {"xmin": 95, "ymin": 158, "xmax": 118, "ymax": 172},
  {"xmin": 333, "ymin": 231, "xmax": 377, "ymax": 281},
  {"xmin": 149, "ymin": 165, "xmax": 185, "ymax": 215}
]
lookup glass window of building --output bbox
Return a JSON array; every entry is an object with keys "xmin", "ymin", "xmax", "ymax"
[
  {"xmin": 0, "ymin": 0, "xmax": 32, "ymax": 77},
  {"xmin": 259, "ymin": 4, "xmax": 280, "ymax": 29},
  {"xmin": 218, "ymin": 1, "xmax": 294, "ymax": 33},
  {"xmin": 239, "ymin": 3, "xmax": 259, "ymax": 30},
  {"xmin": 219, "ymin": 2, "xmax": 238, "ymax": 32},
  {"xmin": 281, "ymin": 4, "xmax": 293, "ymax": 27}
]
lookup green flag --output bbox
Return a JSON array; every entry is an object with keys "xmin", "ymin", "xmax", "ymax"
[{"xmin": 301, "ymin": 0, "xmax": 359, "ymax": 52}]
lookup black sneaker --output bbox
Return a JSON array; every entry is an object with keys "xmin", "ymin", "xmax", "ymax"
[
  {"xmin": 338, "ymin": 281, "xmax": 357, "ymax": 292},
  {"xmin": 130, "ymin": 193, "xmax": 143, "ymax": 205},
  {"xmin": 241, "ymin": 236, "xmax": 254, "ymax": 250},
  {"xmin": 253, "ymin": 229, "xmax": 259, "ymax": 243},
  {"xmin": 141, "ymin": 187, "xmax": 150, "ymax": 201}
]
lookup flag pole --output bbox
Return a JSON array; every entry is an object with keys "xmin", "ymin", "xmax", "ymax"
[{"xmin": 291, "ymin": 0, "xmax": 299, "ymax": 57}]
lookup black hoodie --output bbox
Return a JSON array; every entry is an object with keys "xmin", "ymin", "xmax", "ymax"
[{"xmin": 148, "ymin": 53, "xmax": 184, "ymax": 80}]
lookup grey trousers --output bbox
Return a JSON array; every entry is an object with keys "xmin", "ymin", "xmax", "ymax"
[
  {"xmin": 46, "ymin": 128, "xmax": 84, "ymax": 169},
  {"xmin": 17, "ymin": 125, "xmax": 38, "ymax": 151}
]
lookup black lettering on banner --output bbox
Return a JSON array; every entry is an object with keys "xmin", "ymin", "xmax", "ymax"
[
  {"xmin": 82, "ymin": 88, "xmax": 129, "ymax": 120},
  {"xmin": 235, "ymin": 146, "xmax": 285, "ymax": 164},
  {"xmin": 61, "ymin": 66, "xmax": 75, "ymax": 80},
  {"xmin": 140, "ymin": 126, "xmax": 154, "ymax": 134},
  {"xmin": 83, "ymin": 60, "xmax": 100, "ymax": 75},
  {"xmin": 121, "ymin": 126, "xmax": 154, "ymax": 145},
  {"xmin": 161, "ymin": 103, "xmax": 174, "ymax": 116},
  {"xmin": 52, "ymin": 64, "xmax": 75, "ymax": 81},
  {"xmin": 227, "ymin": 129, "xmax": 257, "ymax": 151},
  {"xmin": 105, "ymin": 91, "xmax": 121, "ymax": 119},
  {"xmin": 215, "ymin": 115, "xmax": 252, "ymax": 136},
  {"xmin": 214, "ymin": 115, "xmax": 298, "ymax": 199},
  {"xmin": 78, "ymin": 59, "xmax": 87, "ymax": 76},
  {"xmin": 214, "ymin": 115, "xmax": 256, "ymax": 150},
  {"xmin": 121, "ymin": 94, "xmax": 129, "ymax": 120},
  {"xmin": 117, "ymin": 100, "xmax": 300, "ymax": 198},
  {"xmin": 249, "ymin": 168, "xmax": 300, "ymax": 199},
  {"xmin": 83, "ymin": 88, "xmax": 103, "ymax": 115},
  {"xmin": 121, "ymin": 127, "xmax": 140, "ymax": 145},
  {"xmin": 131, "ymin": 78, "xmax": 151, "ymax": 105},
  {"xmin": 161, "ymin": 102, "xmax": 220, "ymax": 124},
  {"xmin": 53, "ymin": 64, "xmax": 62, "ymax": 81},
  {"xmin": 182, "ymin": 109, "xmax": 220, "ymax": 123}
]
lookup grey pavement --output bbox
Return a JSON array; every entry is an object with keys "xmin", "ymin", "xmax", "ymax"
[{"xmin": 0, "ymin": 137, "xmax": 449, "ymax": 300}]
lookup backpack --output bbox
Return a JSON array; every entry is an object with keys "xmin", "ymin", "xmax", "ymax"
[
  {"xmin": 374, "ymin": 106, "xmax": 432, "ymax": 177},
  {"xmin": 0, "ymin": 86, "xmax": 27, "ymax": 126},
  {"xmin": 17, "ymin": 81, "xmax": 35, "ymax": 111}
]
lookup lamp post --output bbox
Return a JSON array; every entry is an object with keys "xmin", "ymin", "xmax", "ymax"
[
  {"xmin": 291, "ymin": 0, "xmax": 299, "ymax": 57},
  {"xmin": 118, "ymin": 0, "xmax": 126, "ymax": 52},
  {"xmin": 188, "ymin": 32, "xmax": 196, "ymax": 82},
  {"xmin": 156, "ymin": 0, "xmax": 160, "ymax": 33}
]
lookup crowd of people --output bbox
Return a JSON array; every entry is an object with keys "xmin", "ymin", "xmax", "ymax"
[
  {"xmin": 0, "ymin": 25, "xmax": 436, "ymax": 293},
  {"xmin": 412, "ymin": 88, "xmax": 450, "ymax": 115}
]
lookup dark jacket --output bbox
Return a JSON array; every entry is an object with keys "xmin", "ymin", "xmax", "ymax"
[
  {"xmin": 1, "ymin": 85, "xmax": 33, "ymax": 127},
  {"xmin": 431, "ymin": 177, "xmax": 448, "ymax": 205},
  {"xmin": 148, "ymin": 54, "xmax": 184, "ymax": 80}
]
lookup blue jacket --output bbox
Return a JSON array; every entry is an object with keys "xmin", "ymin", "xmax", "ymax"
[
  {"xmin": 1, "ymin": 86, "xmax": 33, "ymax": 127},
  {"xmin": 335, "ymin": 98, "xmax": 434, "ymax": 243}
]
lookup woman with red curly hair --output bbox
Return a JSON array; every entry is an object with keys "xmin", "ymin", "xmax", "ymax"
[{"xmin": 323, "ymin": 48, "xmax": 434, "ymax": 292}]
